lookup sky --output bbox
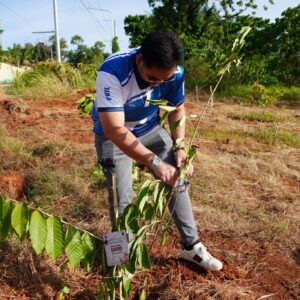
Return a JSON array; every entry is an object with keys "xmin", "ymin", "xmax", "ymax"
[{"xmin": 0, "ymin": 0, "xmax": 298, "ymax": 52}]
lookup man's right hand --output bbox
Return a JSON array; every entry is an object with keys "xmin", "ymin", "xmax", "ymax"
[{"xmin": 152, "ymin": 161, "xmax": 179, "ymax": 187}]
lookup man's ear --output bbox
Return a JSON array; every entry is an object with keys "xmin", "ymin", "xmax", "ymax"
[{"xmin": 136, "ymin": 54, "xmax": 142, "ymax": 65}]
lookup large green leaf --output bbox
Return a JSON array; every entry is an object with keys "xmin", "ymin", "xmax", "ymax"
[
  {"xmin": 0, "ymin": 199, "xmax": 12, "ymax": 239},
  {"xmin": 45, "ymin": 216, "xmax": 64, "ymax": 261},
  {"xmin": 29, "ymin": 210, "xmax": 47, "ymax": 255},
  {"xmin": 65, "ymin": 229, "xmax": 83, "ymax": 269},
  {"xmin": 136, "ymin": 243, "xmax": 151, "ymax": 269},
  {"xmin": 11, "ymin": 203, "xmax": 29, "ymax": 239}
]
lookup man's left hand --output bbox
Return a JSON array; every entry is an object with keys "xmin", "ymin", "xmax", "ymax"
[{"xmin": 175, "ymin": 149, "xmax": 194, "ymax": 177}]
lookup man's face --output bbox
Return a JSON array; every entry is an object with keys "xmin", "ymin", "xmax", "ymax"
[{"xmin": 136, "ymin": 54, "xmax": 177, "ymax": 87}]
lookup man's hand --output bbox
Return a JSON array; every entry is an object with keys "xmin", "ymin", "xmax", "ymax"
[
  {"xmin": 152, "ymin": 161, "xmax": 179, "ymax": 187},
  {"xmin": 175, "ymin": 149, "xmax": 194, "ymax": 177}
]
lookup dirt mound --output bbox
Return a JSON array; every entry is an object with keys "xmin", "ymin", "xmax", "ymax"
[
  {"xmin": 1, "ymin": 99, "xmax": 30, "ymax": 114},
  {"xmin": 0, "ymin": 172, "xmax": 24, "ymax": 199}
]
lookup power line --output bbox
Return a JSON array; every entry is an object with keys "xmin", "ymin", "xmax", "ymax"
[
  {"xmin": 0, "ymin": 2, "xmax": 36, "ymax": 29},
  {"xmin": 78, "ymin": 0, "xmax": 108, "ymax": 42}
]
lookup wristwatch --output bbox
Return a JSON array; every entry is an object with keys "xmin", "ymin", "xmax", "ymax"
[{"xmin": 151, "ymin": 155, "xmax": 162, "ymax": 169}]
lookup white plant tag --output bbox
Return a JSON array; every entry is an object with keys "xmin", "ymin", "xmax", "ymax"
[{"xmin": 103, "ymin": 230, "xmax": 129, "ymax": 266}]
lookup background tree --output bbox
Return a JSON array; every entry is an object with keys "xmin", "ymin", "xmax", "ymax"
[{"xmin": 111, "ymin": 36, "xmax": 120, "ymax": 53}]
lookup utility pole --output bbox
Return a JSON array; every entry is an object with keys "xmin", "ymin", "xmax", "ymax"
[
  {"xmin": 53, "ymin": 0, "xmax": 61, "ymax": 62},
  {"xmin": 0, "ymin": 19, "xmax": 3, "ymax": 49}
]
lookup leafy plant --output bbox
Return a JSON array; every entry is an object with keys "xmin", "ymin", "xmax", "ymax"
[{"xmin": 76, "ymin": 93, "xmax": 96, "ymax": 115}]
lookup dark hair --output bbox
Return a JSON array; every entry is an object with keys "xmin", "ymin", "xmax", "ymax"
[{"xmin": 140, "ymin": 30, "xmax": 184, "ymax": 70}]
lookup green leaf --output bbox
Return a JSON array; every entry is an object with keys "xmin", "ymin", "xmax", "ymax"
[
  {"xmin": 139, "ymin": 289, "xmax": 147, "ymax": 300},
  {"xmin": 11, "ymin": 203, "xmax": 29, "ymax": 239},
  {"xmin": 142, "ymin": 203, "xmax": 154, "ymax": 221},
  {"xmin": 0, "ymin": 199, "xmax": 12, "ymax": 239},
  {"xmin": 122, "ymin": 275, "xmax": 131, "ymax": 299},
  {"xmin": 82, "ymin": 251, "xmax": 95, "ymax": 272},
  {"xmin": 146, "ymin": 99, "xmax": 169, "ymax": 105},
  {"xmin": 124, "ymin": 257, "xmax": 136, "ymax": 275},
  {"xmin": 129, "ymin": 225, "xmax": 147, "ymax": 256},
  {"xmin": 81, "ymin": 232, "xmax": 94, "ymax": 255},
  {"xmin": 154, "ymin": 183, "xmax": 165, "ymax": 215},
  {"xmin": 159, "ymin": 111, "xmax": 169, "ymax": 127},
  {"xmin": 65, "ymin": 226, "xmax": 77, "ymax": 247},
  {"xmin": 29, "ymin": 210, "xmax": 47, "ymax": 255},
  {"xmin": 159, "ymin": 105, "xmax": 177, "ymax": 112},
  {"xmin": 136, "ymin": 243, "xmax": 151, "ymax": 269},
  {"xmin": 135, "ymin": 180, "xmax": 151, "ymax": 211},
  {"xmin": 180, "ymin": 145, "xmax": 197, "ymax": 179},
  {"xmin": 81, "ymin": 232, "xmax": 95, "ymax": 271},
  {"xmin": 76, "ymin": 96, "xmax": 85, "ymax": 104},
  {"xmin": 170, "ymin": 115, "xmax": 186, "ymax": 132},
  {"xmin": 65, "ymin": 229, "xmax": 83, "ymax": 269},
  {"xmin": 45, "ymin": 216, "xmax": 64, "ymax": 261},
  {"xmin": 125, "ymin": 205, "xmax": 139, "ymax": 233}
]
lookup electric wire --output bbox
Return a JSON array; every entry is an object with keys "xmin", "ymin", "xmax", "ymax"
[
  {"xmin": 0, "ymin": 1, "xmax": 36, "ymax": 28},
  {"xmin": 78, "ymin": 0, "xmax": 108, "ymax": 42}
]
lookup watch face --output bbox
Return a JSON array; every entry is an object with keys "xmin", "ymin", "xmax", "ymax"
[{"xmin": 152, "ymin": 156, "xmax": 161, "ymax": 167}]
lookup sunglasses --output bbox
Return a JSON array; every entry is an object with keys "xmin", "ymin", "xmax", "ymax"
[{"xmin": 145, "ymin": 73, "xmax": 176, "ymax": 84}]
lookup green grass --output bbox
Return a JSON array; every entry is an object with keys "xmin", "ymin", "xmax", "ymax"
[
  {"xmin": 252, "ymin": 128, "xmax": 300, "ymax": 147},
  {"xmin": 241, "ymin": 111, "xmax": 286, "ymax": 123},
  {"xmin": 188, "ymin": 126, "xmax": 300, "ymax": 148},
  {"xmin": 218, "ymin": 84, "xmax": 300, "ymax": 105},
  {"xmin": 280, "ymin": 86, "xmax": 300, "ymax": 101}
]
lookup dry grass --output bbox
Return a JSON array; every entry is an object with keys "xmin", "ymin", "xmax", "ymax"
[
  {"xmin": 0, "ymin": 94, "xmax": 300, "ymax": 299},
  {"xmin": 187, "ymin": 102, "xmax": 300, "ymax": 249}
]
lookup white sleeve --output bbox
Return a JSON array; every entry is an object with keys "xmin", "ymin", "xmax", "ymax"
[{"xmin": 96, "ymin": 71, "xmax": 124, "ymax": 112}]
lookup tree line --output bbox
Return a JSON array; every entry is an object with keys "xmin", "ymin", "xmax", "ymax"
[
  {"xmin": 0, "ymin": 34, "xmax": 120, "ymax": 68},
  {"xmin": 1, "ymin": 0, "xmax": 299, "ymax": 88},
  {"xmin": 124, "ymin": 0, "xmax": 299, "ymax": 87}
]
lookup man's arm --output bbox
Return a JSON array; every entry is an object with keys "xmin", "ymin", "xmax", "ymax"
[{"xmin": 99, "ymin": 111, "xmax": 179, "ymax": 186}]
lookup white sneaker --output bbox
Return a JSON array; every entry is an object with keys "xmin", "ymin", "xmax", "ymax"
[{"xmin": 180, "ymin": 242, "xmax": 223, "ymax": 271}]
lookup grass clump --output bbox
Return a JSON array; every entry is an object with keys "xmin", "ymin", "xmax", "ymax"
[
  {"xmin": 0, "ymin": 126, "xmax": 33, "ymax": 170},
  {"xmin": 218, "ymin": 83, "xmax": 300, "ymax": 105},
  {"xmin": 280, "ymin": 86, "xmax": 300, "ymax": 101},
  {"xmin": 252, "ymin": 128, "xmax": 300, "ymax": 148},
  {"xmin": 188, "ymin": 126, "xmax": 299, "ymax": 148},
  {"xmin": 7, "ymin": 62, "xmax": 97, "ymax": 99},
  {"xmin": 242, "ymin": 111, "xmax": 286, "ymax": 123}
]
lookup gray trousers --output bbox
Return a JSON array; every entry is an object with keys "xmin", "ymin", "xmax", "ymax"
[{"xmin": 95, "ymin": 125, "xmax": 199, "ymax": 247}]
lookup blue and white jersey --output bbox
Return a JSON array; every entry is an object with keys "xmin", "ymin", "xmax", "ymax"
[{"xmin": 91, "ymin": 48, "xmax": 185, "ymax": 137}]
